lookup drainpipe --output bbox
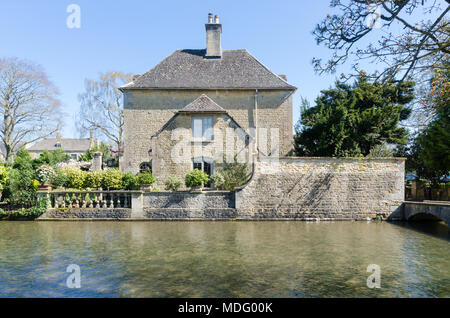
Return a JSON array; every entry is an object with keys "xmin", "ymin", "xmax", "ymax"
[{"xmin": 254, "ymin": 89, "xmax": 258, "ymax": 156}]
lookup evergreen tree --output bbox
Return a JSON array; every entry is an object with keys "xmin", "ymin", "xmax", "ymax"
[{"xmin": 294, "ymin": 77, "xmax": 414, "ymax": 157}]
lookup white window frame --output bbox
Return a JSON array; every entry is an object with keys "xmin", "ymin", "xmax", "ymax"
[{"xmin": 192, "ymin": 117, "xmax": 214, "ymax": 141}]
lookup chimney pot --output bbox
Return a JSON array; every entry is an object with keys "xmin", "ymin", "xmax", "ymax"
[{"xmin": 205, "ymin": 13, "xmax": 222, "ymax": 58}]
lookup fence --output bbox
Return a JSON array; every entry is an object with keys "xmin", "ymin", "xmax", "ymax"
[{"xmin": 38, "ymin": 191, "xmax": 133, "ymax": 209}]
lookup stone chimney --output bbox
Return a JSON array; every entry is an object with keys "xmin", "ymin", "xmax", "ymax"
[
  {"xmin": 89, "ymin": 129, "xmax": 95, "ymax": 149},
  {"xmin": 205, "ymin": 13, "xmax": 222, "ymax": 58},
  {"xmin": 56, "ymin": 131, "xmax": 62, "ymax": 143}
]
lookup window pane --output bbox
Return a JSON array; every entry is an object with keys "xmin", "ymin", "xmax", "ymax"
[
  {"xmin": 192, "ymin": 118, "xmax": 202, "ymax": 139},
  {"xmin": 202, "ymin": 117, "xmax": 213, "ymax": 140}
]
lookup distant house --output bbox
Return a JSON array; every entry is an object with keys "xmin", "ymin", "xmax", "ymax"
[{"xmin": 27, "ymin": 132, "xmax": 96, "ymax": 160}]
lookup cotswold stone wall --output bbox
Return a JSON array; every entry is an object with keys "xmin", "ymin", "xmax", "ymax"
[
  {"xmin": 235, "ymin": 157, "xmax": 405, "ymax": 220},
  {"xmin": 39, "ymin": 157, "xmax": 405, "ymax": 220},
  {"xmin": 121, "ymin": 89, "xmax": 293, "ymax": 174},
  {"xmin": 143, "ymin": 191, "xmax": 236, "ymax": 219},
  {"xmin": 40, "ymin": 208, "xmax": 131, "ymax": 219}
]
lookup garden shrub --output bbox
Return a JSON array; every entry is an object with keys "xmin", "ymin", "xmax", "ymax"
[
  {"xmin": 165, "ymin": 176, "xmax": 183, "ymax": 191},
  {"xmin": 83, "ymin": 171, "xmax": 103, "ymax": 189},
  {"xmin": 210, "ymin": 173, "xmax": 225, "ymax": 189},
  {"xmin": 32, "ymin": 149, "xmax": 70, "ymax": 168},
  {"xmin": 101, "ymin": 169, "xmax": 124, "ymax": 190},
  {"xmin": 9, "ymin": 149, "xmax": 37, "ymax": 206},
  {"xmin": 58, "ymin": 166, "xmax": 86, "ymax": 189},
  {"xmin": 185, "ymin": 169, "xmax": 209, "ymax": 189},
  {"xmin": 36, "ymin": 164, "xmax": 56, "ymax": 184},
  {"xmin": 122, "ymin": 172, "xmax": 139, "ymax": 190},
  {"xmin": 137, "ymin": 171, "xmax": 156, "ymax": 186},
  {"xmin": 219, "ymin": 159, "xmax": 250, "ymax": 190},
  {"xmin": 0, "ymin": 165, "xmax": 10, "ymax": 186},
  {"xmin": 51, "ymin": 167, "xmax": 70, "ymax": 188}
]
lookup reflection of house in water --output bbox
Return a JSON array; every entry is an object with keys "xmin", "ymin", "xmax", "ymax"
[{"xmin": 27, "ymin": 131, "xmax": 96, "ymax": 160}]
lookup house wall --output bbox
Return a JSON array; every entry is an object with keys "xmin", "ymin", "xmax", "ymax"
[
  {"xmin": 121, "ymin": 89, "xmax": 293, "ymax": 174},
  {"xmin": 29, "ymin": 151, "xmax": 85, "ymax": 160},
  {"xmin": 151, "ymin": 112, "xmax": 250, "ymax": 188}
]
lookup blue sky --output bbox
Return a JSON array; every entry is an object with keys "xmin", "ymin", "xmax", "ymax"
[{"xmin": 0, "ymin": 0, "xmax": 373, "ymax": 138}]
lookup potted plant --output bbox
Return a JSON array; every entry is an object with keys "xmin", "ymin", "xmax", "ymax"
[
  {"xmin": 36, "ymin": 165, "xmax": 56, "ymax": 191},
  {"xmin": 209, "ymin": 173, "xmax": 225, "ymax": 190},
  {"xmin": 137, "ymin": 171, "xmax": 156, "ymax": 191},
  {"xmin": 164, "ymin": 176, "xmax": 183, "ymax": 191},
  {"xmin": 185, "ymin": 169, "xmax": 209, "ymax": 192}
]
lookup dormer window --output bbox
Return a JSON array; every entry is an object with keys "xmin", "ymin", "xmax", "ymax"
[{"xmin": 192, "ymin": 117, "xmax": 213, "ymax": 141}]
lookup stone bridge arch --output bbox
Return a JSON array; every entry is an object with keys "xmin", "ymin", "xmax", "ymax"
[{"xmin": 403, "ymin": 202, "xmax": 450, "ymax": 227}]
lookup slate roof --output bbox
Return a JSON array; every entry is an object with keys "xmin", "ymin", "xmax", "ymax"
[
  {"xmin": 28, "ymin": 138, "xmax": 91, "ymax": 152},
  {"xmin": 121, "ymin": 49, "xmax": 296, "ymax": 90},
  {"xmin": 178, "ymin": 94, "xmax": 226, "ymax": 113}
]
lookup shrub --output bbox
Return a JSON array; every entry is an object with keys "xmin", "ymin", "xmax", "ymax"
[
  {"xmin": 185, "ymin": 169, "xmax": 209, "ymax": 189},
  {"xmin": 137, "ymin": 171, "xmax": 156, "ymax": 186},
  {"xmin": 58, "ymin": 166, "xmax": 86, "ymax": 190},
  {"xmin": 101, "ymin": 169, "xmax": 124, "ymax": 190},
  {"xmin": 52, "ymin": 167, "xmax": 69, "ymax": 188},
  {"xmin": 36, "ymin": 164, "xmax": 56, "ymax": 184},
  {"xmin": 122, "ymin": 172, "xmax": 139, "ymax": 190},
  {"xmin": 210, "ymin": 173, "xmax": 225, "ymax": 189},
  {"xmin": 219, "ymin": 159, "xmax": 250, "ymax": 190},
  {"xmin": 83, "ymin": 171, "xmax": 103, "ymax": 189},
  {"xmin": 32, "ymin": 149, "xmax": 70, "ymax": 168},
  {"xmin": 165, "ymin": 176, "xmax": 183, "ymax": 191},
  {"xmin": 9, "ymin": 149, "xmax": 37, "ymax": 206},
  {"xmin": 0, "ymin": 165, "xmax": 10, "ymax": 186}
]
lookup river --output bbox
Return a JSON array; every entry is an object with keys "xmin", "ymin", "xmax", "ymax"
[{"xmin": 0, "ymin": 221, "xmax": 448, "ymax": 297}]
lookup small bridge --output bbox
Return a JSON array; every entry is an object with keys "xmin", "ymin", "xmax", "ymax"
[{"xmin": 403, "ymin": 201, "xmax": 450, "ymax": 227}]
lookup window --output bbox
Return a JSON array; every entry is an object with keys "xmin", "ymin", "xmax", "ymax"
[
  {"xmin": 55, "ymin": 142, "xmax": 61, "ymax": 148},
  {"xmin": 193, "ymin": 157, "xmax": 213, "ymax": 187},
  {"xmin": 192, "ymin": 117, "xmax": 213, "ymax": 140},
  {"xmin": 140, "ymin": 162, "xmax": 152, "ymax": 173},
  {"xmin": 70, "ymin": 154, "xmax": 78, "ymax": 160}
]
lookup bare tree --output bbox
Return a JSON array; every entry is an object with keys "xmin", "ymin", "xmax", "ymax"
[
  {"xmin": 0, "ymin": 57, "xmax": 62, "ymax": 161},
  {"xmin": 77, "ymin": 72, "xmax": 132, "ymax": 150},
  {"xmin": 312, "ymin": 0, "xmax": 449, "ymax": 82}
]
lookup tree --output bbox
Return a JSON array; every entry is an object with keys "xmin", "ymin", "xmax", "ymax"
[
  {"xmin": 8, "ymin": 149, "xmax": 37, "ymax": 206},
  {"xmin": 0, "ymin": 57, "xmax": 62, "ymax": 161},
  {"xmin": 294, "ymin": 77, "xmax": 415, "ymax": 157},
  {"xmin": 32, "ymin": 149, "xmax": 70, "ymax": 168},
  {"xmin": 77, "ymin": 72, "xmax": 132, "ymax": 151},
  {"xmin": 313, "ymin": 0, "xmax": 450, "ymax": 82},
  {"xmin": 78, "ymin": 141, "xmax": 114, "ymax": 164},
  {"xmin": 398, "ymin": 67, "xmax": 450, "ymax": 185}
]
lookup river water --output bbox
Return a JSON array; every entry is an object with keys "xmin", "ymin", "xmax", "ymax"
[{"xmin": 0, "ymin": 221, "xmax": 448, "ymax": 297}]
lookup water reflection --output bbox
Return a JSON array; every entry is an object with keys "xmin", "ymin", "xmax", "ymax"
[{"xmin": 0, "ymin": 221, "xmax": 448, "ymax": 297}]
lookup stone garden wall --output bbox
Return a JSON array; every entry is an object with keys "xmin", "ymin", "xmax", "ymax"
[
  {"xmin": 235, "ymin": 157, "xmax": 405, "ymax": 220},
  {"xmin": 38, "ymin": 157, "xmax": 405, "ymax": 221}
]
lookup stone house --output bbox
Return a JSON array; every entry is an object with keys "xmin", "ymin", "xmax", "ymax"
[
  {"xmin": 27, "ymin": 132, "xmax": 96, "ymax": 160},
  {"xmin": 120, "ymin": 13, "xmax": 296, "ymax": 186}
]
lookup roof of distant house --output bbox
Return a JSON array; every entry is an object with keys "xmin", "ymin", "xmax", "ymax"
[
  {"xmin": 120, "ymin": 49, "xmax": 296, "ymax": 90},
  {"xmin": 28, "ymin": 138, "xmax": 92, "ymax": 152}
]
